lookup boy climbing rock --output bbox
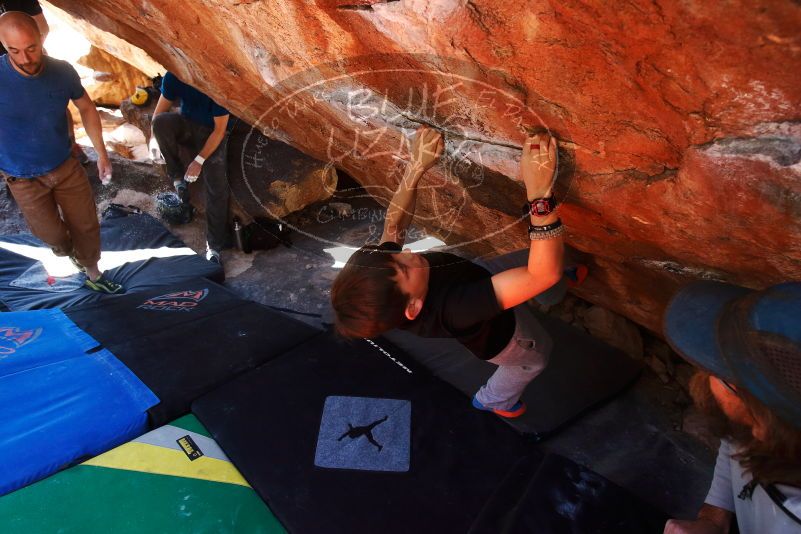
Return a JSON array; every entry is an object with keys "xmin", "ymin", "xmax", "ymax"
[{"xmin": 331, "ymin": 126, "xmax": 564, "ymax": 417}]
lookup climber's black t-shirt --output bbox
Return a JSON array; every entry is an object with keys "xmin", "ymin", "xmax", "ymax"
[
  {"xmin": 383, "ymin": 242, "xmax": 516, "ymax": 360},
  {"xmin": 0, "ymin": 1, "xmax": 43, "ymax": 56}
]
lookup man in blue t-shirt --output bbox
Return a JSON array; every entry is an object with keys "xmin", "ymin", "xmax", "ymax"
[
  {"xmin": 0, "ymin": 2, "xmax": 86, "ymax": 164},
  {"xmin": 151, "ymin": 71, "xmax": 231, "ymax": 266},
  {"xmin": 0, "ymin": 12, "xmax": 122, "ymax": 293}
]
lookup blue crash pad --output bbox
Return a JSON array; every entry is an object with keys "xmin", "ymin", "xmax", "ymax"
[{"xmin": 0, "ymin": 309, "xmax": 158, "ymax": 495}]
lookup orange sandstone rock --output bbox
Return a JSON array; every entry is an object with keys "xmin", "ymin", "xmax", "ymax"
[{"xmin": 47, "ymin": 0, "xmax": 801, "ymax": 332}]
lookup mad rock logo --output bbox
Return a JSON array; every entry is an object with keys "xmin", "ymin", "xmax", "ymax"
[
  {"xmin": 0, "ymin": 326, "xmax": 42, "ymax": 356},
  {"xmin": 138, "ymin": 289, "xmax": 209, "ymax": 312}
]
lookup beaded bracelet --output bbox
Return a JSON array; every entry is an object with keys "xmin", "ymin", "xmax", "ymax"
[{"xmin": 529, "ymin": 225, "xmax": 565, "ymax": 240}]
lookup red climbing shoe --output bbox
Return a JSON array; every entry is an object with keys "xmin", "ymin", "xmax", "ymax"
[{"xmin": 566, "ymin": 264, "xmax": 588, "ymax": 288}]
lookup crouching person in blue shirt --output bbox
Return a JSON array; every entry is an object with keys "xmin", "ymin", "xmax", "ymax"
[
  {"xmin": 663, "ymin": 282, "xmax": 801, "ymax": 534},
  {"xmin": 150, "ymin": 71, "xmax": 230, "ymax": 267},
  {"xmin": 0, "ymin": 12, "xmax": 122, "ymax": 293}
]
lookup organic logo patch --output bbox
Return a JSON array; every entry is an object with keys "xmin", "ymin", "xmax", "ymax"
[
  {"xmin": 0, "ymin": 326, "xmax": 42, "ymax": 356},
  {"xmin": 176, "ymin": 435, "xmax": 204, "ymax": 461},
  {"xmin": 314, "ymin": 396, "xmax": 411, "ymax": 472},
  {"xmin": 138, "ymin": 289, "xmax": 209, "ymax": 312}
]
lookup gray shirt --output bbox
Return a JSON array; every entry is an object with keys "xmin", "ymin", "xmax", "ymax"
[{"xmin": 705, "ymin": 440, "xmax": 801, "ymax": 533}]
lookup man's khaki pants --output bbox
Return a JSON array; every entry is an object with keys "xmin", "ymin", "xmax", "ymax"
[{"xmin": 3, "ymin": 157, "xmax": 101, "ymax": 268}]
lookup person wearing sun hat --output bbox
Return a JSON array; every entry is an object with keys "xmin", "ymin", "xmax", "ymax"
[{"xmin": 662, "ymin": 281, "xmax": 801, "ymax": 534}]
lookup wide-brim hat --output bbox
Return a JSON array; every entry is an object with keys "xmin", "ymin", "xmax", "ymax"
[{"xmin": 664, "ymin": 281, "xmax": 801, "ymax": 429}]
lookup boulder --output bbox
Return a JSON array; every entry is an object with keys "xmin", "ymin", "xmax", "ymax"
[
  {"xmin": 77, "ymin": 45, "xmax": 151, "ymax": 106},
  {"xmin": 579, "ymin": 305, "xmax": 644, "ymax": 360},
  {"xmin": 226, "ymin": 122, "xmax": 338, "ymax": 220},
  {"xmin": 120, "ymin": 96, "xmax": 158, "ymax": 141},
  {"xmin": 674, "ymin": 363, "xmax": 697, "ymax": 394},
  {"xmin": 42, "ymin": 1, "xmax": 164, "ymax": 77},
  {"xmin": 105, "ymin": 123, "xmax": 149, "ymax": 161},
  {"xmin": 45, "ymin": 0, "xmax": 801, "ymax": 332}
]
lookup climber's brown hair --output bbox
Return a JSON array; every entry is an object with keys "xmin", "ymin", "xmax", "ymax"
[{"xmin": 331, "ymin": 245, "xmax": 408, "ymax": 339}]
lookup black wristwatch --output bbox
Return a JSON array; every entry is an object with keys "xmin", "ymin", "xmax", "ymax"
[{"xmin": 522, "ymin": 196, "xmax": 558, "ymax": 217}]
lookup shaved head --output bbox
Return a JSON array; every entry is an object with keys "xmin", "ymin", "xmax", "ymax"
[
  {"xmin": 0, "ymin": 11, "xmax": 40, "ymax": 39},
  {"xmin": 0, "ymin": 12, "xmax": 43, "ymax": 76}
]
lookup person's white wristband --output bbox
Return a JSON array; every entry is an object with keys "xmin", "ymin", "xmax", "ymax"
[{"xmin": 194, "ymin": 155, "xmax": 206, "ymax": 165}]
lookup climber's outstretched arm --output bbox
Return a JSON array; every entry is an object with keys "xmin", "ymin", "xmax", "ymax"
[
  {"xmin": 380, "ymin": 126, "xmax": 443, "ymax": 246},
  {"xmin": 491, "ymin": 134, "xmax": 564, "ymax": 310}
]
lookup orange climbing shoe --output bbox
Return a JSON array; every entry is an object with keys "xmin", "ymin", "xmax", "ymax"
[{"xmin": 471, "ymin": 396, "xmax": 527, "ymax": 418}]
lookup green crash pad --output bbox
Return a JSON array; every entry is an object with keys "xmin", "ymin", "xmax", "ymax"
[{"xmin": 0, "ymin": 415, "xmax": 283, "ymax": 534}]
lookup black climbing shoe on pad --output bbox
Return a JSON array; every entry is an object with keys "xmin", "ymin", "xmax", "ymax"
[{"xmin": 84, "ymin": 275, "xmax": 125, "ymax": 294}]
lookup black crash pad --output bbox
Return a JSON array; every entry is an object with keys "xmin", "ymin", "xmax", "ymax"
[
  {"xmin": 384, "ymin": 308, "xmax": 642, "ymax": 438},
  {"xmin": 0, "ymin": 210, "xmax": 223, "ymax": 311},
  {"xmin": 193, "ymin": 332, "xmax": 666, "ymax": 533},
  {"xmin": 468, "ymin": 452, "xmax": 667, "ymax": 534},
  {"xmin": 66, "ymin": 279, "xmax": 320, "ymax": 426},
  {"xmin": 192, "ymin": 333, "xmax": 535, "ymax": 534}
]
